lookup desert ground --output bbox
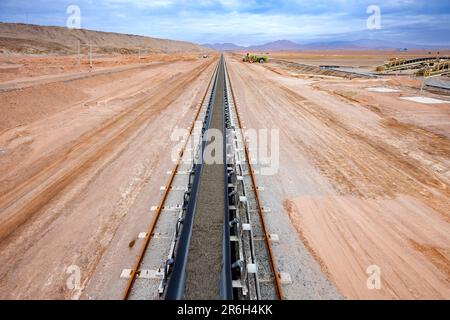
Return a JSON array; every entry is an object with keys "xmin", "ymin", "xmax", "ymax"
[
  {"xmin": 0, "ymin": 52, "xmax": 219, "ymax": 299},
  {"xmin": 226, "ymin": 52, "xmax": 450, "ymax": 299},
  {"xmin": 0, "ymin": 48, "xmax": 449, "ymax": 300}
]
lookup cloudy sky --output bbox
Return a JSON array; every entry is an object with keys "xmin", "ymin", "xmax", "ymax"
[{"xmin": 0, "ymin": 0, "xmax": 449, "ymax": 45}]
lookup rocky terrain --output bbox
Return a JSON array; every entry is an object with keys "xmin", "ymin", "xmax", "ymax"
[{"xmin": 0, "ymin": 23, "xmax": 210, "ymax": 55}]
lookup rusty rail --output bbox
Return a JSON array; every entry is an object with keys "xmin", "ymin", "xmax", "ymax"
[
  {"xmin": 224, "ymin": 59, "xmax": 284, "ymax": 300},
  {"xmin": 122, "ymin": 59, "xmax": 219, "ymax": 300}
]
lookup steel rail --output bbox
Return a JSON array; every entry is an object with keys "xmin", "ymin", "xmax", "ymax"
[
  {"xmin": 123, "ymin": 55, "xmax": 281, "ymax": 300},
  {"xmin": 223, "ymin": 64, "xmax": 262, "ymax": 300},
  {"xmin": 221, "ymin": 56, "xmax": 233, "ymax": 299},
  {"xmin": 224, "ymin": 58, "xmax": 284, "ymax": 300},
  {"xmin": 122, "ymin": 58, "xmax": 219, "ymax": 300}
]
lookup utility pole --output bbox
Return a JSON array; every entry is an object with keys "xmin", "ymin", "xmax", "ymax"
[
  {"xmin": 420, "ymin": 76, "xmax": 426, "ymax": 96},
  {"xmin": 89, "ymin": 41, "xmax": 93, "ymax": 68},
  {"xmin": 420, "ymin": 63, "xmax": 429, "ymax": 96},
  {"xmin": 77, "ymin": 40, "xmax": 81, "ymax": 66}
]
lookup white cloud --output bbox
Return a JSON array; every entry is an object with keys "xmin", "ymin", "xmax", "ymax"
[
  {"xmin": 102, "ymin": 0, "xmax": 175, "ymax": 9},
  {"xmin": 133, "ymin": 10, "xmax": 364, "ymax": 44},
  {"xmin": 3, "ymin": 0, "xmax": 446, "ymax": 45}
]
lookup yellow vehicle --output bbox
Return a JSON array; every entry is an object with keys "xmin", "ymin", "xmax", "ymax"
[{"xmin": 243, "ymin": 53, "xmax": 269, "ymax": 63}]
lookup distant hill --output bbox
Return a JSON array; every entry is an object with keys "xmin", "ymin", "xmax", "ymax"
[
  {"xmin": 202, "ymin": 42, "xmax": 245, "ymax": 51},
  {"xmin": 203, "ymin": 40, "xmax": 300, "ymax": 52},
  {"xmin": 203, "ymin": 40, "xmax": 303, "ymax": 51},
  {"xmin": 203, "ymin": 39, "xmax": 450, "ymax": 52},
  {"xmin": 0, "ymin": 22, "xmax": 211, "ymax": 55},
  {"xmin": 248, "ymin": 40, "xmax": 302, "ymax": 51}
]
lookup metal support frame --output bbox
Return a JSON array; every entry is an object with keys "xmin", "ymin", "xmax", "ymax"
[{"xmin": 164, "ymin": 59, "xmax": 226, "ymax": 300}]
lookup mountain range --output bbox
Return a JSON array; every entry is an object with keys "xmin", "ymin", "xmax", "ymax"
[
  {"xmin": 203, "ymin": 39, "xmax": 450, "ymax": 51},
  {"xmin": 0, "ymin": 22, "xmax": 211, "ymax": 55}
]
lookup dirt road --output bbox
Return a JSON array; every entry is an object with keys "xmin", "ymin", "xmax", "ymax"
[
  {"xmin": 0, "ymin": 55, "xmax": 218, "ymax": 299},
  {"xmin": 226, "ymin": 54, "xmax": 449, "ymax": 299}
]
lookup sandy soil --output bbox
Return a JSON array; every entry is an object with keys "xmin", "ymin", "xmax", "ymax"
[
  {"xmin": 0, "ymin": 53, "xmax": 200, "ymax": 84},
  {"xmin": 312, "ymin": 79, "xmax": 450, "ymax": 138},
  {"xmin": 0, "ymin": 53, "xmax": 218, "ymax": 299},
  {"xmin": 1, "ymin": 49, "xmax": 448, "ymax": 300},
  {"xmin": 287, "ymin": 195, "xmax": 449, "ymax": 299},
  {"xmin": 226, "ymin": 53, "xmax": 449, "ymax": 299}
]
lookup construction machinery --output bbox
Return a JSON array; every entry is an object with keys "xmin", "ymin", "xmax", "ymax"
[
  {"xmin": 243, "ymin": 53, "xmax": 269, "ymax": 63},
  {"xmin": 417, "ymin": 60, "xmax": 450, "ymax": 77},
  {"xmin": 377, "ymin": 56, "xmax": 450, "ymax": 73}
]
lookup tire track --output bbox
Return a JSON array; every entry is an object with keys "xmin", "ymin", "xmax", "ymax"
[{"xmin": 0, "ymin": 59, "xmax": 216, "ymax": 241}]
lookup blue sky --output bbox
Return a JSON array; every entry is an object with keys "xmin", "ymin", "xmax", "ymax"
[{"xmin": 0, "ymin": 0, "xmax": 449, "ymax": 45}]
